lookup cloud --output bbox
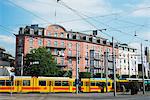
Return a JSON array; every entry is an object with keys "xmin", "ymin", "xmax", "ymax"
[
  {"xmin": 0, "ymin": 35, "xmax": 15, "ymax": 44},
  {"xmin": 131, "ymin": 0, "xmax": 150, "ymax": 17},
  {"xmin": 8, "ymin": 0, "xmax": 113, "ymax": 31}
]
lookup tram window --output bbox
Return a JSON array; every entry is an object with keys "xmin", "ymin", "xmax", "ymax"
[
  {"xmin": 23, "ymin": 80, "xmax": 30, "ymax": 86},
  {"xmin": 86, "ymin": 82, "xmax": 90, "ymax": 86},
  {"xmin": 80, "ymin": 81, "xmax": 83, "ymax": 86},
  {"xmin": 62, "ymin": 81, "xmax": 69, "ymax": 86},
  {"xmin": 73, "ymin": 82, "xmax": 75, "ymax": 86},
  {"xmin": 55, "ymin": 81, "xmax": 61, "ymax": 86},
  {"xmin": 39, "ymin": 80, "xmax": 46, "ymax": 86},
  {"xmin": 0, "ymin": 80, "xmax": 5, "ymax": 86},
  {"xmin": 6, "ymin": 80, "xmax": 11, "ymax": 86},
  {"xmin": 99, "ymin": 82, "xmax": 106, "ymax": 87},
  {"xmin": 16, "ymin": 81, "xmax": 20, "ymax": 86},
  {"xmin": 108, "ymin": 82, "xmax": 110, "ymax": 86},
  {"xmin": 91, "ymin": 82, "xmax": 95, "ymax": 86},
  {"xmin": 96, "ymin": 82, "xmax": 100, "ymax": 86}
]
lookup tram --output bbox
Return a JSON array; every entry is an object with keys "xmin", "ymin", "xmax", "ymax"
[{"xmin": 0, "ymin": 76, "xmax": 113, "ymax": 93}]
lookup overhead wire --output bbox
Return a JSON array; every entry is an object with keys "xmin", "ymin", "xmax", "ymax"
[
  {"xmin": 8, "ymin": 0, "xmax": 52, "ymax": 24},
  {"xmin": 57, "ymin": 0, "xmax": 150, "ymax": 44}
]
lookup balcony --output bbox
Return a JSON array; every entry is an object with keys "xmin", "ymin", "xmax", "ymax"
[
  {"xmin": 67, "ymin": 54, "xmax": 81, "ymax": 59},
  {"xmin": 94, "ymin": 56, "xmax": 101, "ymax": 61},
  {"xmin": 94, "ymin": 66, "xmax": 102, "ymax": 69},
  {"xmin": 46, "ymin": 46, "xmax": 66, "ymax": 50}
]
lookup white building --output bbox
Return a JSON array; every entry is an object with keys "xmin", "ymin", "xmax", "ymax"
[{"xmin": 116, "ymin": 44, "xmax": 138, "ymax": 78}]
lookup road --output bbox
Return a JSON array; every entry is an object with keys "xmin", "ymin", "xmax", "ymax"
[{"xmin": 0, "ymin": 92, "xmax": 150, "ymax": 100}]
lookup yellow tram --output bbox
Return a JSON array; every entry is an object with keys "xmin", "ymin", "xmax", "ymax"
[{"xmin": 0, "ymin": 76, "xmax": 114, "ymax": 93}]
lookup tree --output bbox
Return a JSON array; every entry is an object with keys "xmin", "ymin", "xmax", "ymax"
[{"xmin": 24, "ymin": 47, "xmax": 60, "ymax": 76}]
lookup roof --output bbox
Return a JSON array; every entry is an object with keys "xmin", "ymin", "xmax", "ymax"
[{"xmin": 47, "ymin": 24, "xmax": 67, "ymax": 32}]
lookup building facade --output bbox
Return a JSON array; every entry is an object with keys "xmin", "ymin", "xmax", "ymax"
[
  {"xmin": 116, "ymin": 44, "xmax": 138, "ymax": 78},
  {"xmin": 0, "ymin": 47, "xmax": 14, "ymax": 66},
  {"xmin": 15, "ymin": 24, "xmax": 118, "ymax": 77}
]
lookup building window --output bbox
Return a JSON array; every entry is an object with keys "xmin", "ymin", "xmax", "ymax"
[
  {"xmin": 29, "ymin": 37, "xmax": 33, "ymax": 46},
  {"xmin": 54, "ymin": 41, "xmax": 58, "ymax": 47},
  {"xmin": 86, "ymin": 52, "xmax": 88, "ymax": 58},
  {"xmin": 60, "ymin": 32, "xmax": 64, "ymax": 38},
  {"xmin": 38, "ymin": 39, "xmax": 42, "ymax": 46},
  {"xmin": 86, "ymin": 60, "xmax": 88, "ymax": 66},
  {"xmin": 68, "ymin": 50, "xmax": 72, "ymax": 56},
  {"xmin": 124, "ymin": 60, "xmax": 126, "ymax": 63},
  {"xmin": 47, "ymin": 32, "xmax": 51, "ymax": 36},
  {"xmin": 61, "ymin": 58, "xmax": 64, "ymax": 64},
  {"xmin": 18, "ymin": 38, "xmax": 23, "ymax": 45},
  {"xmin": 68, "ymin": 43, "xmax": 72, "ymax": 48},
  {"xmin": 107, "ymin": 48, "xmax": 110, "ymax": 53},
  {"xmin": 86, "ymin": 45, "xmax": 88, "ymax": 49},
  {"xmin": 68, "ymin": 58, "xmax": 72, "ymax": 64},
  {"xmin": 78, "ymin": 59, "xmax": 80, "ymax": 64},
  {"xmin": 61, "ymin": 50, "xmax": 64, "ymax": 56},
  {"xmin": 47, "ymin": 40, "xmax": 51, "ymax": 46},
  {"xmin": 54, "ymin": 57, "xmax": 57, "ymax": 63},
  {"xmin": 54, "ymin": 49, "xmax": 58, "ymax": 55},
  {"xmin": 47, "ymin": 48, "xmax": 50, "ymax": 52},
  {"xmin": 29, "ymin": 47, "xmax": 33, "ymax": 53},
  {"xmin": 38, "ymin": 30, "xmax": 43, "ymax": 35},
  {"xmin": 61, "ymin": 42, "xmax": 65, "ymax": 47},
  {"xmin": 54, "ymin": 33, "xmax": 58, "ymax": 37}
]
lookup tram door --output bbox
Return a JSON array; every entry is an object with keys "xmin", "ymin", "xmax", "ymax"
[
  {"xmin": 15, "ymin": 80, "xmax": 22, "ymax": 92},
  {"xmin": 85, "ymin": 82, "xmax": 90, "ymax": 92},
  {"xmin": 49, "ymin": 81, "xmax": 53, "ymax": 93}
]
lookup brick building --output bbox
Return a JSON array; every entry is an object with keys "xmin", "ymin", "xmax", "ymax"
[{"xmin": 15, "ymin": 24, "xmax": 118, "ymax": 77}]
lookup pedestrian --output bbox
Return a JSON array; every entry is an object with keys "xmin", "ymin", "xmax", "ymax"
[{"xmin": 122, "ymin": 85, "xmax": 126, "ymax": 94}]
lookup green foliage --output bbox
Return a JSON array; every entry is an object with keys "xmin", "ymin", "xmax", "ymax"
[
  {"xmin": 79, "ymin": 72, "xmax": 91, "ymax": 78},
  {"xmin": 24, "ymin": 47, "xmax": 60, "ymax": 76}
]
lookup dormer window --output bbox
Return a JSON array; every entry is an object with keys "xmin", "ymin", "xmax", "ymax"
[
  {"xmin": 93, "ymin": 37, "xmax": 96, "ymax": 43},
  {"xmin": 60, "ymin": 32, "xmax": 64, "ymax": 38},
  {"xmin": 38, "ymin": 30, "xmax": 43, "ymax": 35},
  {"xmin": 97, "ymin": 39, "xmax": 100, "ymax": 43},
  {"xmin": 103, "ymin": 40, "xmax": 107, "ymax": 44},
  {"xmin": 73, "ymin": 34, "xmax": 76, "ymax": 39},
  {"xmin": 76, "ymin": 34, "xmax": 80, "ymax": 40},
  {"xmin": 83, "ymin": 36, "xmax": 86, "ymax": 40},
  {"xmin": 89, "ymin": 37, "xmax": 92, "ymax": 42},
  {"xmin": 30, "ymin": 29, "xmax": 34, "ymax": 35},
  {"xmin": 54, "ymin": 32, "xmax": 58, "ymax": 37},
  {"xmin": 69, "ymin": 34, "xmax": 73, "ymax": 39},
  {"xmin": 47, "ymin": 32, "xmax": 51, "ymax": 36}
]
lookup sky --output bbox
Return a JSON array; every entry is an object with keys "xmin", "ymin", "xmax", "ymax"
[{"xmin": 0, "ymin": 0, "xmax": 150, "ymax": 56}]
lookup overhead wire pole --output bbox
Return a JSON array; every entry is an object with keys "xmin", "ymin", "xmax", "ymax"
[
  {"xmin": 141, "ymin": 43, "xmax": 145, "ymax": 95},
  {"xmin": 76, "ymin": 43, "xmax": 79, "ymax": 94},
  {"xmin": 112, "ymin": 37, "xmax": 117, "ymax": 96},
  {"xmin": 104, "ymin": 51, "xmax": 108, "ymax": 93}
]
